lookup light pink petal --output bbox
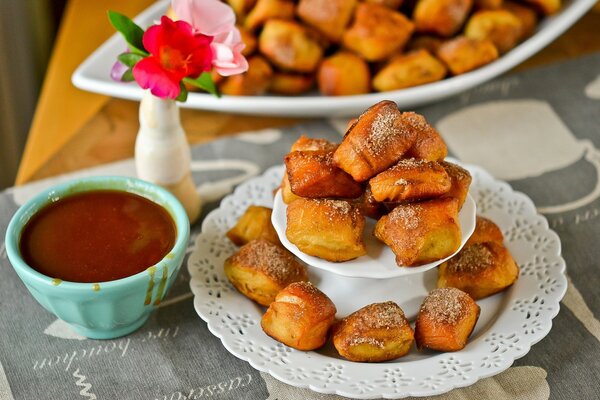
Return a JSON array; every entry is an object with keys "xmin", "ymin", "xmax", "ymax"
[
  {"xmin": 133, "ymin": 57, "xmax": 181, "ymax": 99},
  {"xmin": 213, "ymin": 49, "xmax": 249, "ymax": 76},
  {"xmin": 172, "ymin": 0, "xmax": 235, "ymax": 36}
]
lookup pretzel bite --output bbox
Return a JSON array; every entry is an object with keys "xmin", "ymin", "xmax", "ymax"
[
  {"xmin": 415, "ymin": 288, "xmax": 480, "ymax": 351},
  {"xmin": 438, "ymin": 242, "xmax": 519, "ymax": 299},
  {"xmin": 465, "ymin": 10, "xmax": 523, "ymax": 54},
  {"xmin": 333, "ymin": 101, "xmax": 417, "ymax": 182},
  {"xmin": 374, "ymin": 197, "xmax": 461, "ymax": 266},
  {"xmin": 318, "ymin": 52, "xmax": 371, "ymax": 96},
  {"xmin": 355, "ymin": 186, "xmax": 387, "ymax": 220},
  {"xmin": 297, "ymin": 0, "xmax": 358, "ymax": 42},
  {"xmin": 227, "ymin": 205, "xmax": 280, "ymax": 246},
  {"xmin": 365, "ymin": 0, "xmax": 404, "ymax": 9},
  {"xmin": 332, "ymin": 302, "xmax": 414, "ymax": 362},
  {"xmin": 503, "ymin": 1, "xmax": 538, "ymax": 39},
  {"xmin": 220, "ymin": 55, "xmax": 273, "ymax": 95},
  {"xmin": 262, "ymin": 281, "xmax": 337, "ymax": 350},
  {"xmin": 522, "ymin": 0, "xmax": 560, "ymax": 15},
  {"xmin": 369, "ymin": 159, "xmax": 451, "ymax": 203},
  {"xmin": 342, "ymin": 3, "xmax": 415, "ymax": 62},
  {"xmin": 440, "ymin": 161, "xmax": 472, "ymax": 209},
  {"xmin": 291, "ymin": 135, "xmax": 338, "ymax": 152},
  {"xmin": 285, "ymin": 150, "xmax": 363, "ymax": 199},
  {"xmin": 373, "ymin": 50, "xmax": 447, "ymax": 92},
  {"xmin": 259, "ymin": 19, "xmax": 324, "ymax": 73},
  {"xmin": 402, "ymin": 112, "xmax": 448, "ymax": 161},
  {"xmin": 224, "ymin": 239, "xmax": 308, "ymax": 306},
  {"xmin": 466, "ymin": 216, "xmax": 504, "ymax": 245},
  {"xmin": 436, "ymin": 36, "xmax": 499, "ymax": 75},
  {"xmin": 270, "ymin": 72, "xmax": 315, "ymax": 95},
  {"xmin": 414, "ymin": 0, "xmax": 474, "ymax": 37},
  {"xmin": 286, "ymin": 199, "xmax": 367, "ymax": 261},
  {"xmin": 244, "ymin": 0, "xmax": 295, "ymax": 31}
]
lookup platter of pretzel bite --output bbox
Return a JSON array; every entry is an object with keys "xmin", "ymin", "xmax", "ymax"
[
  {"xmin": 189, "ymin": 101, "xmax": 566, "ymax": 398},
  {"xmin": 73, "ymin": 0, "xmax": 597, "ymax": 116}
]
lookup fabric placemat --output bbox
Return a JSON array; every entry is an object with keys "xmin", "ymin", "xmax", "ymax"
[{"xmin": 2, "ymin": 52, "xmax": 600, "ymax": 400}]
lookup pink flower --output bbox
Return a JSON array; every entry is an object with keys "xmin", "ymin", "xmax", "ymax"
[
  {"xmin": 172, "ymin": 0, "xmax": 248, "ymax": 76},
  {"xmin": 132, "ymin": 16, "xmax": 213, "ymax": 99}
]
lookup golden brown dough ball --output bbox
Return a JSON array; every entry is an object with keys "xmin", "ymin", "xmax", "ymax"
[
  {"xmin": 465, "ymin": 10, "xmax": 523, "ymax": 54},
  {"xmin": 436, "ymin": 36, "xmax": 499, "ymax": 75},
  {"xmin": 318, "ymin": 52, "xmax": 371, "ymax": 96},
  {"xmin": 284, "ymin": 150, "xmax": 364, "ymax": 199},
  {"xmin": 297, "ymin": 0, "xmax": 358, "ymax": 42},
  {"xmin": 286, "ymin": 198, "xmax": 367, "ymax": 262},
  {"xmin": 224, "ymin": 239, "xmax": 308, "ymax": 306},
  {"xmin": 219, "ymin": 55, "xmax": 273, "ymax": 95},
  {"xmin": 466, "ymin": 215, "xmax": 504, "ymax": 246},
  {"xmin": 374, "ymin": 197, "xmax": 462, "ymax": 266},
  {"xmin": 440, "ymin": 161, "xmax": 472, "ymax": 209},
  {"xmin": 269, "ymin": 72, "xmax": 315, "ymax": 95},
  {"xmin": 437, "ymin": 242, "xmax": 519, "ymax": 299},
  {"xmin": 226, "ymin": 205, "xmax": 280, "ymax": 246},
  {"xmin": 261, "ymin": 281, "xmax": 337, "ymax": 350},
  {"xmin": 244, "ymin": 0, "xmax": 295, "ymax": 31},
  {"xmin": 333, "ymin": 100, "xmax": 417, "ymax": 182},
  {"xmin": 343, "ymin": 3, "xmax": 415, "ymax": 62},
  {"xmin": 373, "ymin": 50, "xmax": 447, "ymax": 92},
  {"xmin": 503, "ymin": 1, "xmax": 538, "ymax": 40},
  {"xmin": 413, "ymin": 0, "xmax": 474, "ymax": 37},
  {"xmin": 402, "ymin": 112, "xmax": 448, "ymax": 161},
  {"xmin": 415, "ymin": 287, "xmax": 480, "ymax": 351},
  {"xmin": 332, "ymin": 302, "xmax": 414, "ymax": 362},
  {"xmin": 369, "ymin": 158, "xmax": 451, "ymax": 203},
  {"xmin": 259, "ymin": 19, "xmax": 324, "ymax": 73},
  {"xmin": 354, "ymin": 186, "xmax": 388, "ymax": 220}
]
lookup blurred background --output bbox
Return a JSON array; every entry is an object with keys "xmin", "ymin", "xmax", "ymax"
[{"xmin": 0, "ymin": 1, "xmax": 66, "ymax": 189}]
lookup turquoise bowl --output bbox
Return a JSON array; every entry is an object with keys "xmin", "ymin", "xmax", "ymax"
[{"xmin": 5, "ymin": 176, "xmax": 190, "ymax": 339}]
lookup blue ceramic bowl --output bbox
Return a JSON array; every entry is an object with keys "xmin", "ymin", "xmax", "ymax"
[{"xmin": 5, "ymin": 176, "xmax": 190, "ymax": 339}]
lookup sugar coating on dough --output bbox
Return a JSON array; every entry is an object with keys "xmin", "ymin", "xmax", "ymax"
[
  {"xmin": 446, "ymin": 243, "xmax": 495, "ymax": 273},
  {"xmin": 420, "ymin": 288, "xmax": 471, "ymax": 325}
]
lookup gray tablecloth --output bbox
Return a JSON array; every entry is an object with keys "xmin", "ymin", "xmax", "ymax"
[{"xmin": 2, "ymin": 52, "xmax": 600, "ymax": 399}]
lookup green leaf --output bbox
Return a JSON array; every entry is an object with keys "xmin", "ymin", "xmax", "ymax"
[
  {"xmin": 118, "ymin": 52, "xmax": 144, "ymax": 68},
  {"xmin": 175, "ymin": 84, "xmax": 188, "ymax": 102},
  {"xmin": 184, "ymin": 72, "xmax": 221, "ymax": 98},
  {"xmin": 121, "ymin": 69, "xmax": 134, "ymax": 82},
  {"xmin": 107, "ymin": 10, "xmax": 148, "ymax": 55}
]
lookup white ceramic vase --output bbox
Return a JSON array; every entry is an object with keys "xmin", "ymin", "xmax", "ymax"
[{"xmin": 135, "ymin": 90, "xmax": 201, "ymax": 223}]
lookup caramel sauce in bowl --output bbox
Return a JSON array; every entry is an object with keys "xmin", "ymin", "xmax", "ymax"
[{"xmin": 4, "ymin": 176, "xmax": 190, "ymax": 339}]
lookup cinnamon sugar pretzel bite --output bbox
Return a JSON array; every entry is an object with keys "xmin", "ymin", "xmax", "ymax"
[
  {"xmin": 259, "ymin": 19, "xmax": 324, "ymax": 73},
  {"xmin": 318, "ymin": 51, "xmax": 371, "ymax": 96},
  {"xmin": 414, "ymin": 0, "xmax": 474, "ymax": 37},
  {"xmin": 436, "ymin": 36, "xmax": 499, "ymax": 75},
  {"xmin": 261, "ymin": 281, "xmax": 337, "ymax": 350},
  {"xmin": 465, "ymin": 10, "xmax": 523, "ymax": 54},
  {"xmin": 284, "ymin": 150, "xmax": 363, "ymax": 199},
  {"xmin": 415, "ymin": 287, "xmax": 480, "ymax": 351},
  {"xmin": 374, "ymin": 197, "xmax": 461, "ymax": 266},
  {"xmin": 402, "ymin": 112, "xmax": 448, "ymax": 161},
  {"xmin": 244, "ymin": 0, "xmax": 295, "ymax": 31},
  {"xmin": 269, "ymin": 72, "xmax": 315, "ymax": 95},
  {"xmin": 437, "ymin": 242, "xmax": 519, "ymax": 299},
  {"xmin": 297, "ymin": 0, "xmax": 358, "ymax": 43},
  {"xmin": 332, "ymin": 302, "xmax": 414, "ymax": 362},
  {"xmin": 368, "ymin": 158, "xmax": 451, "ymax": 203},
  {"xmin": 286, "ymin": 199, "xmax": 367, "ymax": 262},
  {"xmin": 373, "ymin": 50, "xmax": 447, "ymax": 92},
  {"xmin": 342, "ymin": 3, "xmax": 415, "ymax": 62},
  {"xmin": 354, "ymin": 186, "xmax": 387, "ymax": 220},
  {"xmin": 440, "ymin": 161, "xmax": 472, "ymax": 209},
  {"xmin": 219, "ymin": 55, "xmax": 273, "ymax": 95},
  {"xmin": 333, "ymin": 101, "xmax": 417, "ymax": 182},
  {"xmin": 224, "ymin": 239, "xmax": 308, "ymax": 306},
  {"xmin": 226, "ymin": 205, "xmax": 280, "ymax": 246},
  {"xmin": 466, "ymin": 216, "xmax": 504, "ymax": 246},
  {"xmin": 503, "ymin": 2, "xmax": 538, "ymax": 40}
]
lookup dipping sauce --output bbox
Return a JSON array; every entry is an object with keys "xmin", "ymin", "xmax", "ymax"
[{"xmin": 19, "ymin": 190, "xmax": 176, "ymax": 283}]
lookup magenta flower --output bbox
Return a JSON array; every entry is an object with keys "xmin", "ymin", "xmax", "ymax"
[{"xmin": 132, "ymin": 16, "xmax": 213, "ymax": 99}]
